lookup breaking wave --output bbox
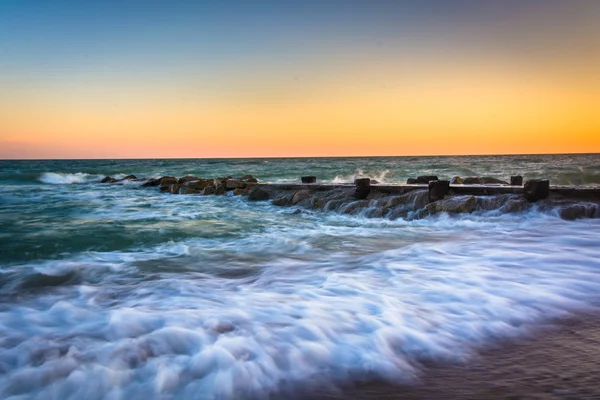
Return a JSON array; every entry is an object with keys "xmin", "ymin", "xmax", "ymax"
[{"xmin": 39, "ymin": 172, "xmax": 102, "ymax": 184}]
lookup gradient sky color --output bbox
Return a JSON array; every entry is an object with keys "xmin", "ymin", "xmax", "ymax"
[{"xmin": 1, "ymin": 0, "xmax": 599, "ymax": 159}]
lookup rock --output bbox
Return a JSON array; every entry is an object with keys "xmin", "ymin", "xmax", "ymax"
[
  {"xmin": 291, "ymin": 209, "xmax": 312, "ymax": 215},
  {"xmin": 159, "ymin": 185, "xmax": 171, "ymax": 192},
  {"xmin": 407, "ymin": 175, "xmax": 438, "ymax": 184},
  {"xmin": 100, "ymin": 176, "xmax": 116, "ymax": 183},
  {"xmin": 248, "ymin": 187, "xmax": 270, "ymax": 201},
  {"xmin": 246, "ymin": 177, "xmax": 258, "ymax": 183},
  {"xmin": 426, "ymin": 195, "xmax": 477, "ymax": 214},
  {"xmin": 301, "ymin": 176, "xmax": 317, "ymax": 184},
  {"xmin": 160, "ymin": 176, "xmax": 178, "ymax": 186},
  {"xmin": 450, "ymin": 176, "xmax": 463, "ymax": 185},
  {"xmin": 226, "ymin": 179, "xmax": 244, "ymax": 190},
  {"xmin": 312, "ymin": 198, "xmax": 326, "ymax": 209},
  {"xmin": 241, "ymin": 174, "xmax": 255, "ymax": 181},
  {"xmin": 233, "ymin": 188, "xmax": 247, "ymax": 196},
  {"xmin": 510, "ymin": 176, "xmax": 523, "ymax": 186},
  {"xmin": 428, "ymin": 180, "xmax": 450, "ymax": 202},
  {"xmin": 182, "ymin": 188, "xmax": 200, "ymax": 195},
  {"xmin": 272, "ymin": 195, "xmax": 291, "ymax": 206},
  {"xmin": 169, "ymin": 184, "xmax": 180, "ymax": 194},
  {"xmin": 370, "ymin": 180, "xmax": 379, "ymax": 185},
  {"xmin": 120, "ymin": 174, "xmax": 137, "ymax": 181},
  {"xmin": 340, "ymin": 200, "xmax": 369, "ymax": 214},
  {"xmin": 354, "ymin": 178, "xmax": 371, "ymax": 200},
  {"xmin": 559, "ymin": 204, "xmax": 598, "ymax": 220},
  {"xmin": 500, "ymin": 198, "xmax": 529, "ymax": 213},
  {"xmin": 141, "ymin": 178, "xmax": 161, "ymax": 187},
  {"xmin": 202, "ymin": 185, "xmax": 215, "ymax": 195},
  {"xmin": 524, "ymin": 179, "xmax": 550, "ymax": 202},
  {"xmin": 187, "ymin": 179, "xmax": 212, "ymax": 190},
  {"xmin": 178, "ymin": 176, "xmax": 201, "ymax": 184},
  {"xmin": 214, "ymin": 184, "xmax": 226, "ymax": 196},
  {"xmin": 292, "ymin": 190, "xmax": 311, "ymax": 205}
]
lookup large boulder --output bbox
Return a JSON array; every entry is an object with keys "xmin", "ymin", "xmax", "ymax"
[
  {"xmin": 214, "ymin": 184, "xmax": 226, "ymax": 196},
  {"xmin": 272, "ymin": 195, "xmax": 292, "ymax": 206},
  {"xmin": 169, "ymin": 184, "xmax": 181, "ymax": 194},
  {"xmin": 187, "ymin": 179, "xmax": 212, "ymax": 190},
  {"xmin": 559, "ymin": 204, "xmax": 599, "ymax": 220},
  {"xmin": 161, "ymin": 176, "xmax": 178, "ymax": 186},
  {"xmin": 226, "ymin": 179, "xmax": 244, "ymax": 190},
  {"xmin": 141, "ymin": 178, "xmax": 162, "ymax": 187},
  {"xmin": 428, "ymin": 180, "xmax": 450, "ymax": 202},
  {"xmin": 248, "ymin": 186, "xmax": 270, "ymax": 201},
  {"xmin": 182, "ymin": 188, "xmax": 200, "ymax": 195},
  {"xmin": 178, "ymin": 176, "xmax": 201, "ymax": 183},
  {"xmin": 292, "ymin": 190, "xmax": 312, "ymax": 205},
  {"xmin": 233, "ymin": 188, "xmax": 247, "ymax": 196},
  {"xmin": 202, "ymin": 185, "xmax": 215, "ymax": 195},
  {"xmin": 426, "ymin": 195, "xmax": 477, "ymax": 214},
  {"xmin": 100, "ymin": 176, "xmax": 116, "ymax": 183}
]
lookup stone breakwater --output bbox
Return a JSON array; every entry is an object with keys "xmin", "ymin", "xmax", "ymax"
[{"xmin": 99, "ymin": 174, "xmax": 600, "ymax": 221}]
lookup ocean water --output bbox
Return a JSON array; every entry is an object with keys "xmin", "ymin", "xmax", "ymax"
[{"xmin": 1, "ymin": 154, "xmax": 600, "ymax": 399}]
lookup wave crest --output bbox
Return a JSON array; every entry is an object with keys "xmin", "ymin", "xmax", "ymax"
[{"xmin": 39, "ymin": 172, "xmax": 100, "ymax": 184}]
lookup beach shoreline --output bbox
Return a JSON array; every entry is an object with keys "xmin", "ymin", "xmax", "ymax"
[{"xmin": 299, "ymin": 312, "xmax": 600, "ymax": 399}]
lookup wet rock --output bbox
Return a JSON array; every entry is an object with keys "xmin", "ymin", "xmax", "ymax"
[
  {"xmin": 202, "ymin": 185, "xmax": 215, "ymax": 195},
  {"xmin": 169, "ymin": 184, "xmax": 181, "ymax": 194},
  {"xmin": 114, "ymin": 174, "xmax": 137, "ymax": 182},
  {"xmin": 214, "ymin": 184, "xmax": 226, "ymax": 196},
  {"xmin": 426, "ymin": 195, "xmax": 477, "ymax": 214},
  {"xmin": 241, "ymin": 174, "xmax": 254, "ymax": 181},
  {"xmin": 340, "ymin": 200, "xmax": 369, "ymax": 214},
  {"xmin": 511, "ymin": 176, "xmax": 523, "ymax": 186},
  {"xmin": 292, "ymin": 190, "xmax": 311, "ymax": 205},
  {"xmin": 301, "ymin": 176, "xmax": 317, "ymax": 183},
  {"xmin": 248, "ymin": 186, "xmax": 270, "ymax": 201},
  {"xmin": 450, "ymin": 176, "xmax": 463, "ymax": 185},
  {"xmin": 559, "ymin": 204, "xmax": 598, "ymax": 220},
  {"xmin": 141, "ymin": 178, "xmax": 161, "ymax": 187},
  {"xmin": 187, "ymin": 179, "xmax": 212, "ymax": 190},
  {"xmin": 246, "ymin": 177, "xmax": 258, "ymax": 183},
  {"xmin": 407, "ymin": 175, "xmax": 438, "ymax": 184},
  {"xmin": 182, "ymin": 188, "xmax": 200, "ymax": 195},
  {"xmin": 354, "ymin": 178, "xmax": 371, "ymax": 200},
  {"xmin": 161, "ymin": 176, "xmax": 178, "ymax": 186},
  {"xmin": 100, "ymin": 176, "xmax": 116, "ymax": 183},
  {"xmin": 233, "ymin": 188, "xmax": 247, "ymax": 196},
  {"xmin": 272, "ymin": 195, "xmax": 292, "ymax": 206},
  {"xmin": 500, "ymin": 198, "xmax": 530, "ymax": 213},
  {"xmin": 312, "ymin": 198, "xmax": 326, "ymax": 209},
  {"xmin": 324, "ymin": 199, "xmax": 347, "ymax": 211},
  {"xmin": 524, "ymin": 179, "xmax": 550, "ymax": 202},
  {"xmin": 178, "ymin": 176, "xmax": 201, "ymax": 184},
  {"xmin": 429, "ymin": 180, "xmax": 450, "ymax": 203},
  {"xmin": 159, "ymin": 185, "xmax": 171, "ymax": 192},
  {"xmin": 292, "ymin": 209, "xmax": 312, "ymax": 215},
  {"xmin": 226, "ymin": 179, "xmax": 244, "ymax": 190}
]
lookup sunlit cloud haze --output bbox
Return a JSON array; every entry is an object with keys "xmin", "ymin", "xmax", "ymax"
[{"xmin": 1, "ymin": 0, "xmax": 599, "ymax": 159}]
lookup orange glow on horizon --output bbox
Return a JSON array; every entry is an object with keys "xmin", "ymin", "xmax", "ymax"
[{"xmin": 1, "ymin": 60, "xmax": 599, "ymax": 159}]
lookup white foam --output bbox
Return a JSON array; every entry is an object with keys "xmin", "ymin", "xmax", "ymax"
[
  {"xmin": 331, "ymin": 168, "xmax": 390, "ymax": 184},
  {"xmin": 39, "ymin": 172, "xmax": 100, "ymax": 184}
]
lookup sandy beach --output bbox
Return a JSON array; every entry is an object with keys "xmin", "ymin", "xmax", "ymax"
[{"xmin": 302, "ymin": 312, "xmax": 600, "ymax": 399}]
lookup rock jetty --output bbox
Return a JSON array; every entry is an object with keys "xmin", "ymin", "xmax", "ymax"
[{"xmin": 99, "ymin": 174, "xmax": 600, "ymax": 221}]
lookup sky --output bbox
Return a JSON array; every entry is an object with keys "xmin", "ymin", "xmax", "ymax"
[{"xmin": 0, "ymin": 0, "xmax": 599, "ymax": 159}]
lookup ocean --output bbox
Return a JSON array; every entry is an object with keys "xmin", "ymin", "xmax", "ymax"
[{"xmin": 1, "ymin": 154, "xmax": 600, "ymax": 399}]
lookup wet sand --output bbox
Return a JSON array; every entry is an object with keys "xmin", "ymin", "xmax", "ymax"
[{"xmin": 302, "ymin": 313, "xmax": 600, "ymax": 400}]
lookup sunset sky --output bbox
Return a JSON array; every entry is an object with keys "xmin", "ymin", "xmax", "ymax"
[{"xmin": 1, "ymin": 0, "xmax": 599, "ymax": 159}]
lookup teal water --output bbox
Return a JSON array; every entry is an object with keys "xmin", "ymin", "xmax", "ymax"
[{"xmin": 1, "ymin": 154, "xmax": 600, "ymax": 399}]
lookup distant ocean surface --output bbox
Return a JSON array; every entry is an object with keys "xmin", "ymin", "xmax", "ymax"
[{"xmin": 1, "ymin": 154, "xmax": 600, "ymax": 399}]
